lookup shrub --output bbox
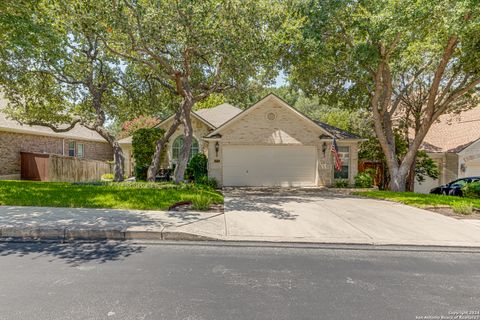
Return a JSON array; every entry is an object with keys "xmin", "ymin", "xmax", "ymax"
[
  {"xmin": 462, "ymin": 182, "xmax": 480, "ymax": 198},
  {"xmin": 354, "ymin": 169, "xmax": 375, "ymax": 188},
  {"xmin": 132, "ymin": 128, "xmax": 165, "ymax": 181},
  {"xmin": 197, "ymin": 176, "xmax": 218, "ymax": 189},
  {"xmin": 191, "ymin": 192, "xmax": 212, "ymax": 211},
  {"xmin": 101, "ymin": 173, "xmax": 114, "ymax": 181},
  {"xmin": 186, "ymin": 153, "xmax": 208, "ymax": 182},
  {"xmin": 333, "ymin": 179, "xmax": 349, "ymax": 188},
  {"xmin": 452, "ymin": 202, "xmax": 473, "ymax": 215}
]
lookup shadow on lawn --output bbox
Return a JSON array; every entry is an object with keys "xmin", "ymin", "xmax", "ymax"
[{"xmin": 0, "ymin": 241, "xmax": 144, "ymax": 266}]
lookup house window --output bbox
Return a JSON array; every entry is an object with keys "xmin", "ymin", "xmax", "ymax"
[
  {"xmin": 77, "ymin": 143, "xmax": 85, "ymax": 158},
  {"xmin": 334, "ymin": 146, "xmax": 350, "ymax": 179},
  {"xmin": 172, "ymin": 135, "xmax": 199, "ymax": 164},
  {"xmin": 68, "ymin": 141, "xmax": 76, "ymax": 157}
]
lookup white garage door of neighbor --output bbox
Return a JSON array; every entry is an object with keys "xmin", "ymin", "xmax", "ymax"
[
  {"xmin": 466, "ymin": 160, "xmax": 480, "ymax": 177},
  {"xmin": 223, "ymin": 145, "xmax": 317, "ymax": 187}
]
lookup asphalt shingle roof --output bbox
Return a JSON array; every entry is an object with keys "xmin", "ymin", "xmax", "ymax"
[
  {"xmin": 0, "ymin": 97, "xmax": 106, "ymax": 142},
  {"xmin": 421, "ymin": 107, "xmax": 480, "ymax": 153},
  {"xmin": 194, "ymin": 103, "xmax": 242, "ymax": 128}
]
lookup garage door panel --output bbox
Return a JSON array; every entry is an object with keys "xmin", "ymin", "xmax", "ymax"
[
  {"xmin": 223, "ymin": 145, "xmax": 317, "ymax": 187},
  {"xmin": 466, "ymin": 161, "xmax": 480, "ymax": 177}
]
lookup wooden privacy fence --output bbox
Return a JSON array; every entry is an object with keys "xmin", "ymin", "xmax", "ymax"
[
  {"xmin": 358, "ymin": 160, "xmax": 384, "ymax": 187},
  {"xmin": 21, "ymin": 152, "xmax": 112, "ymax": 182}
]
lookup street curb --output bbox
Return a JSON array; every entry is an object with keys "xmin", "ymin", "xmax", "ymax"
[
  {"xmin": 1, "ymin": 226, "xmax": 479, "ymax": 248},
  {"xmin": 0, "ymin": 226, "xmax": 216, "ymax": 242}
]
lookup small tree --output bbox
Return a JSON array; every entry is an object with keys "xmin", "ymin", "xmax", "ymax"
[{"xmin": 132, "ymin": 128, "xmax": 165, "ymax": 181}]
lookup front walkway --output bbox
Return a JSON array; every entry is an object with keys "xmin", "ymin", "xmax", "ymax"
[{"xmin": 1, "ymin": 188, "xmax": 480, "ymax": 246}]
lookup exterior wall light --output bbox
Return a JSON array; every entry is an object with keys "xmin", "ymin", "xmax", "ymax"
[
  {"xmin": 322, "ymin": 142, "xmax": 327, "ymax": 156},
  {"xmin": 215, "ymin": 141, "xmax": 220, "ymax": 157}
]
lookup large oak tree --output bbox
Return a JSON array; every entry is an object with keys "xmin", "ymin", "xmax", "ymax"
[
  {"xmin": 0, "ymin": 1, "xmax": 135, "ymax": 181},
  {"xmin": 289, "ymin": 0, "xmax": 480, "ymax": 191},
  {"xmin": 100, "ymin": 0, "xmax": 302, "ymax": 182}
]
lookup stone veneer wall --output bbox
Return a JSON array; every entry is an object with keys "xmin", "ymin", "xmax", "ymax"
[
  {"xmin": 157, "ymin": 116, "xmax": 213, "ymax": 169},
  {"xmin": 0, "ymin": 130, "xmax": 112, "ymax": 177}
]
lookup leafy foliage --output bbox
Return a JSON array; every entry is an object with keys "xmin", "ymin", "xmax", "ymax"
[
  {"xmin": 117, "ymin": 116, "xmax": 160, "ymax": 140},
  {"xmin": 333, "ymin": 179, "xmax": 349, "ymax": 188},
  {"xmin": 415, "ymin": 151, "xmax": 439, "ymax": 183},
  {"xmin": 451, "ymin": 203, "xmax": 473, "ymax": 215},
  {"xmin": 132, "ymin": 128, "xmax": 165, "ymax": 181},
  {"xmin": 101, "ymin": 173, "xmax": 114, "ymax": 181},
  {"xmin": 354, "ymin": 169, "xmax": 375, "ymax": 188},
  {"xmin": 186, "ymin": 154, "xmax": 208, "ymax": 182},
  {"xmin": 196, "ymin": 176, "xmax": 219, "ymax": 189},
  {"xmin": 462, "ymin": 182, "xmax": 480, "ymax": 199}
]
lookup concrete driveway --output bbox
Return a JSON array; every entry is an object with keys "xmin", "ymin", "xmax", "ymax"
[{"xmin": 223, "ymin": 188, "xmax": 480, "ymax": 246}]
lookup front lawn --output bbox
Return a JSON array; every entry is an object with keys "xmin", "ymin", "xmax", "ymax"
[
  {"xmin": 353, "ymin": 190, "xmax": 480, "ymax": 210},
  {"xmin": 0, "ymin": 180, "xmax": 223, "ymax": 211}
]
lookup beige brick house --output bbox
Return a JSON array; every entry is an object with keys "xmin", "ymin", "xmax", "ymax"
[
  {"xmin": 0, "ymin": 98, "xmax": 112, "ymax": 180},
  {"xmin": 414, "ymin": 107, "xmax": 480, "ymax": 193},
  {"xmin": 120, "ymin": 94, "xmax": 362, "ymax": 186}
]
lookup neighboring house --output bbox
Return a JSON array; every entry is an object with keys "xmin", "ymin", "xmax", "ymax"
[
  {"xmin": 414, "ymin": 107, "xmax": 480, "ymax": 193},
  {"xmin": 120, "ymin": 94, "xmax": 362, "ymax": 187},
  {"xmin": 0, "ymin": 97, "xmax": 112, "ymax": 180}
]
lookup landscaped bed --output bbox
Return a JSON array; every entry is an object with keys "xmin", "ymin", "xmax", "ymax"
[
  {"xmin": 353, "ymin": 190, "xmax": 480, "ymax": 219},
  {"xmin": 0, "ymin": 180, "xmax": 223, "ymax": 211}
]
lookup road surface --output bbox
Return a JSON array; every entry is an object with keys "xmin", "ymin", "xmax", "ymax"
[{"xmin": 0, "ymin": 241, "xmax": 479, "ymax": 319}]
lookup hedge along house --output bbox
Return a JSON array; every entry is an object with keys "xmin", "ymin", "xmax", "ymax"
[
  {"xmin": 0, "ymin": 96, "xmax": 112, "ymax": 180},
  {"xmin": 119, "ymin": 94, "xmax": 362, "ymax": 186},
  {"xmin": 414, "ymin": 107, "xmax": 480, "ymax": 193}
]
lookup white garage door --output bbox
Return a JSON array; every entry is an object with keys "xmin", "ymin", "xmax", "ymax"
[
  {"xmin": 223, "ymin": 145, "xmax": 317, "ymax": 187},
  {"xmin": 466, "ymin": 160, "xmax": 480, "ymax": 177}
]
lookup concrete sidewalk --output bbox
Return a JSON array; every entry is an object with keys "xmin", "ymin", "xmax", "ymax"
[
  {"xmin": 1, "ymin": 188, "xmax": 480, "ymax": 247},
  {"xmin": 0, "ymin": 206, "xmax": 225, "ymax": 241}
]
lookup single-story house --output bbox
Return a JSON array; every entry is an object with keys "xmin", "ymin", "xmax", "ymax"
[
  {"xmin": 414, "ymin": 107, "xmax": 480, "ymax": 193},
  {"xmin": 120, "ymin": 94, "xmax": 362, "ymax": 187},
  {"xmin": 0, "ymin": 96, "xmax": 112, "ymax": 180}
]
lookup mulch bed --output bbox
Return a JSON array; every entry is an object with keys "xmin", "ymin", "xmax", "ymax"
[{"xmin": 168, "ymin": 201, "xmax": 224, "ymax": 213}]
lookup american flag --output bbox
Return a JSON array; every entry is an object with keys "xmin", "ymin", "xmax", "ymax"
[{"xmin": 331, "ymin": 138, "xmax": 342, "ymax": 171}]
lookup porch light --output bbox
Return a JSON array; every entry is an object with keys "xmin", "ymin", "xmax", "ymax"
[
  {"xmin": 322, "ymin": 142, "xmax": 327, "ymax": 156},
  {"xmin": 215, "ymin": 141, "xmax": 220, "ymax": 157}
]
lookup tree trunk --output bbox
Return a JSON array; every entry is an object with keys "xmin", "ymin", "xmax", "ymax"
[
  {"xmin": 147, "ymin": 110, "xmax": 182, "ymax": 181},
  {"xmin": 112, "ymin": 141, "xmax": 125, "ymax": 182},
  {"xmin": 174, "ymin": 97, "xmax": 195, "ymax": 183},
  {"xmin": 405, "ymin": 156, "xmax": 417, "ymax": 192},
  {"xmin": 389, "ymin": 171, "xmax": 408, "ymax": 192},
  {"xmin": 93, "ymin": 126, "xmax": 125, "ymax": 182}
]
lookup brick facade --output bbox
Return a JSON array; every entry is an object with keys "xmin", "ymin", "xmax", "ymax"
[{"xmin": 0, "ymin": 131, "xmax": 112, "ymax": 177}]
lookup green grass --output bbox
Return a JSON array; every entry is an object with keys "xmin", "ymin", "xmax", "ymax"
[
  {"xmin": 353, "ymin": 190, "xmax": 480, "ymax": 211},
  {"xmin": 0, "ymin": 180, "xmax": 223, "ymax": 211}
]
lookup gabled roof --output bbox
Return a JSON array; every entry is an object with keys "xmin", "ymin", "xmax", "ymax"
[
  {"xmin": 0, "ymin": 97, "xmax": 106, "ymax": 142},
  {"xmin": 421, "ymin": 107, "xmax": 480, "ymax": 153},
  {"xmin": 206, "ymin": 93, "xmax": 361, "ymax": 140},
  {"xmin": 194, "ymin": 103, "xmax": 242, "ymax": 128},
  {"xmin": 314, "ymin": 121, "xmax": 361, "ymax": 140}
]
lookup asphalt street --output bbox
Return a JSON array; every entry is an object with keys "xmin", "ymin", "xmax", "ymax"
[{"xmin": 0, "ymin": 241, "xmax": 479, "ymax": 320}]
